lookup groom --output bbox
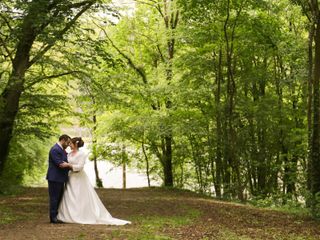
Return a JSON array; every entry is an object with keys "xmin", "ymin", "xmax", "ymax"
[{"xmin": 46, "ymin": 134, "xmax": 71, "ymax": 224}]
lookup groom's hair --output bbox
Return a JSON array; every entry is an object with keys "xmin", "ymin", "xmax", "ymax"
[{"xmin": 59, "ymin": 134, "xmax": 71, "ymax": 141}]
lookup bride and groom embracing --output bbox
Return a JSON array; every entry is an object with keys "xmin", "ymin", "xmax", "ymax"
[{"xmin": 46, "ymin": 134, "xmax": 131, "ymax": 225}]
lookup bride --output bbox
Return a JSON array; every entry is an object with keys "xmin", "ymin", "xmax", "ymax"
[{"xmin": 57, "ymin": 137, "xmax": 131, "ymax": 225}]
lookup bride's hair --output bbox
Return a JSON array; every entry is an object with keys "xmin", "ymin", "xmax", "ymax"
[{"xmin": 71, "ymin": 137, "xmax": 84, "ymax": 148}]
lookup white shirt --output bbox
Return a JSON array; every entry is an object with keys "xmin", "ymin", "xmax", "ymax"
[{"xmin": 57, "ymin": 142, "xmax": 63, "ymax": 150}]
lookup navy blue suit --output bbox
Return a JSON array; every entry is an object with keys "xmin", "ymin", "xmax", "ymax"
[{"xmin": 46, "ymin": 143, "xmax": 69, "ymax": 221}]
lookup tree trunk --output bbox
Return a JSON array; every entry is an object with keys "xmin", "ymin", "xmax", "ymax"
[
  {"xmin": 93, "ymin": 153, "xmax": 103, "ymax": 188},
  {"xmin": 311, "ymin": 17, "xmax": 320, "ymax": 213},
  {"xmin": 285, "ymin": 70, "xmax": 300, "ymax": 199},
  {"xmin": 189, "ymin": 135, "xmax": 204, "ymax": 192},
  {"xmin": 142, "ymin": 141, "xmax": 151, "ymax": 187},
  {"xmin": 257, "ymin": 60, "xmax": 268, "ymax": 196},
  {"xmin": 123, "ymin": 162, "xmax": 126, "ymax": 189},
  {"xmin": 223, "ymin": 0, "xmax": 242, "ymax": 200},
  {"xmin": 214, "ymin": 49, "xmax": 223, "ymax": 198},
  {"xmin": 162, "ymin": 135, "xmax": 173, "ymax": 187},
  {"xmin": 307, "ymin": 23, "xmax": 315, "ymax": 197},
  {"xmin": 92, "ymin": 111, "xmax": 103, "ymax": 188},
  {"xmin": 122, "ymin": 145, "xmax": 127, "ymax": 189},
  {"xmin": 159, "ymin": 0, "xmax": 179, "ymax": 187},
  {"xmin": 0, "ymin": 80, "xmax": 23, "ymax": 175},
  {"xmin": 0, "ymin": 10, "xmax": 37, "ymax": 174}
]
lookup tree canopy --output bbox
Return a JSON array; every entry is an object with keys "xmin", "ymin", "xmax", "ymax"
[{"xmin": 2, "ymin": 0, "xmax": 320, "ymax": 217}]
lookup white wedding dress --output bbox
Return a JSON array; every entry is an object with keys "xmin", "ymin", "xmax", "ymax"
[{"xmin": 57, "ymin": 150, "xmax": 131, "ymax": 225}]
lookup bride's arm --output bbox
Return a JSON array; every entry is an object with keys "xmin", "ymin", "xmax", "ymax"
[{"xmin": 69, "ymin": 152, "xmax": 87, "ymax": 172}]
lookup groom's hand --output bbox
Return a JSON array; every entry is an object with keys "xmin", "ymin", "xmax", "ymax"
[{"xmin": 59, "ymin": 162, "xmax": 70, "ymax": 168}]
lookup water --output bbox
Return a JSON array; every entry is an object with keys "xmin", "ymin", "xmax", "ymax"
[
  {"xmin": 52, "ymin": 138, "xmax": 159, "ymax": 188},
  {"xmin": 84, "ymin": 160, "xmax": 159, "ymax": 188}
]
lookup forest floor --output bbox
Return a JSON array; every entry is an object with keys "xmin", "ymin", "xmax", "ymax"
[{"xmin": 0, "ymin": 187, "xmax": 319, "ymax": 240}]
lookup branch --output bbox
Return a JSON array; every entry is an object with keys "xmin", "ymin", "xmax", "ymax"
[
  {"xmin": 171, "ymin": 10, "xmax": 179, "ymax": 29},
  {"xmin": 134, "ymin": 0, "xmax": 156, "ymax": 8},
  {"xmin": 310, "ymin": 0, "xmax": 320, "ymax": 19},
  {"xmin": 0, "ymin": 13, "xmax": 13, "ymax": 31},
  {"xmin": 0, "ymin": 37, "xmax": 14, "ymax": 63},
  {"xmin": 19, "ymin": 103, "xmax": 37, "ymax": 110},
  {"xmin": 27, "ymin": 1, "xmax": 95, "ymax": 68},
  {"xmin": 156, "ymin": 1, "xmax": 165, "ymax": 20},
  {"xmin": 24, "ymin": 71, "xmax": 81, "ymax": 90},
  {"xmin": 156, "ymin": 44, "xmax": 165, "ymax": 62},
  {"xmin": 134, "ymin": 0, "xmax": 165, "ymax": 20},
  {"xmin": 299, "ymin": 0, "xmax": 312, "ymax": 22},
  {"xmin": 150, "ymin": 140, "xmax": 163, "ymax": 164},
  {"xmin": 96, "ymin": 23, "xmax": 148, "ymax": 84},
  {"xmin": 162, "ymin": 0, "xmax": 169, "ymax": 28}
]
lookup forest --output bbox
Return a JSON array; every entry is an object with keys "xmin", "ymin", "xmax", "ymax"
[{"xmin": 1, "ymin": 0, "xmax": 320, "ymax": 219}]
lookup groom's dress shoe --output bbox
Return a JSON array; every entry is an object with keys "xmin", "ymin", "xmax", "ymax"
[{"xmin": 50, "ymin": 218, "xmax": 64, "ymax": 224}]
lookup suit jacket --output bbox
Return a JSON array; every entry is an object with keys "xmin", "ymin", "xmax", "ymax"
[{"xmin": 46, "ymin": 143, "xmax": 69, "ymax": 183}]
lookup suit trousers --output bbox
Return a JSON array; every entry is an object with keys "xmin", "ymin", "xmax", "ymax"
[{"xmin": 48, "ymin": 181, "xmax": 65, "ymax": 221}]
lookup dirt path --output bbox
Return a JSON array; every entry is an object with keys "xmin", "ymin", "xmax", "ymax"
[{"xmin": 0, "ymin": 187, "xmax": 319, "ymax": 240}]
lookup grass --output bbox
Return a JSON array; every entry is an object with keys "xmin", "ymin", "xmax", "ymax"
[
  {"xmin": 0, "ymin": 205, "xmax": 20, "ymax": 225},
  {"xmin": 108, "ymin": 206, "xmax": 201, "ymax": 240},
  {"xmin": 0, "ymin": 184, "xmax": 24, "ymax": 196},
  {"xmin": 267, "ymin": 203, "xmax": 311, "ymax": 218},
  {"xmin": 216, "ymin": 228, "xmax": 252, "ymax": 240},
  {"xmin": 0, "ymin": 187, "xmax": 320, "ymax": 240}
]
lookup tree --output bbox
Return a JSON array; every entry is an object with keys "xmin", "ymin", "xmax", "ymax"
[
  {"xmin": 309, "ymin": 0, "xmax": 320, "ymax": 216},
  {"xmin": 0, "ymin": 0, "xmax": 96, "ymax": 176}
]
